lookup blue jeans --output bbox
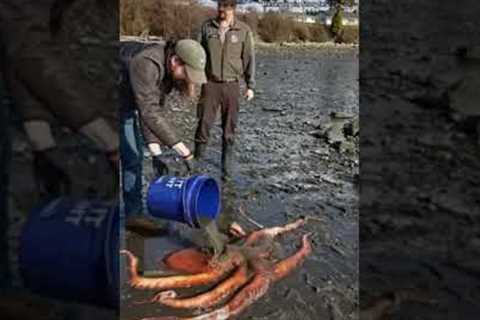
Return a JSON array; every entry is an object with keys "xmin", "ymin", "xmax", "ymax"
[{"xmin": 119, "ymin": 110, "xmax": 144, "ymax": 219}]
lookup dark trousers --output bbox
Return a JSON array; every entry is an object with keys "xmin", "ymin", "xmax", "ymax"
[{"xmin": 195, "ymin": 81, "xmax": 240, "ymax": 146}]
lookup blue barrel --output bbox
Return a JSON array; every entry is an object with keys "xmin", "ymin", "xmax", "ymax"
[
  {"xmin": 19, "ymin": 198, "xmax": 119, "ymax": 308},
  {"xmin": 147, "ymin": 175, "xmax": 221, "ymax": 228}
]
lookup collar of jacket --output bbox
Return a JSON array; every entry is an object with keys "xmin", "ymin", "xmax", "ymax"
[
  {"xmin": 159, "ymin": 44, "xmax": 174, "ymax": 92},
  {"xmin": 211, "ymin": 17, "xmax": 240, "ymax": 30}
]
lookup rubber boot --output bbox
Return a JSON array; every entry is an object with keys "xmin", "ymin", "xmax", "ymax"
[
  {"xmin": 194, "ymin": 143, "xmax": 207, "ymax": 160},
  {"xmin": 125, "ymin": 215, "xmax": 167, "ymax": 237},
  {"xmin": 477, "ymin": 120, "xmax": 480, "ymax": 147},
  {"xmin": 221, "ymin": 142, "xmax": 234, "ymax": 181}
]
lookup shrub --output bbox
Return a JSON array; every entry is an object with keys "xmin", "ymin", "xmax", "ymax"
[
  {"xmin": 120, "ymin": 0, "xmax": 346, "ymax": 44},
  {"xmin": 291, "ymin": 22, "xmax": 311, "ymax": 42},
  {"xmin": 309, "ymin": 23, "xmax": 332, "ymax": 42},
  {"xmin": 258, "ymin": 12, "xmax": 294, "ymax": 43},
  {"xmin": 120, "ymin": 0, "xmax": 150, "ymax": 36},
  {"xmin": 148, "ymin": 0, "xmax": 214, "ymax": 39},
  {"xmin": 238, "ymin": 10, "xmax": 259, "ymax": 35},
  {"xmin": 120, "ymin": 0, "xmax": 214, "ymax": 39},
  {"xmin": 336, "ymin": 25, "xmax": 359, "ymax": 44}
]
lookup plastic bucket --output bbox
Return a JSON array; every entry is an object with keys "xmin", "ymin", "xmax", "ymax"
[
  {"xmin": 18, "ymin": 198, "xmax": 119, "ymax": 308},
  {"xmin": 147, "ymin": 175, "xmax": 221, "ymax": 228}
]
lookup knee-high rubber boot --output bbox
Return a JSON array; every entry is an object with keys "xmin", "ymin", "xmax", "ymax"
[
  {"xmin": 221, "ymin": 142, "xmax": 234, "ymax": 181},
  {"xmin": 194, "ymin": 142, "xmax": 207, "ymax": 160}
]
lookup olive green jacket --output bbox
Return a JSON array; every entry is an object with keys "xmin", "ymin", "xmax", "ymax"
[{"xmin": 198, "ymin": 18, "xmax": 256, "ymax": 89}]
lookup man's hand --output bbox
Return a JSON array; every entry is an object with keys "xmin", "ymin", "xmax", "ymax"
[
  {"xmin": 172, "ymin": 142, "xmax": 195, "ymax": 174},
  {"xmin": 245, "ymin": 89, "xmax": 254, "ymax": 101},
  {"xmin": 229, "ymin": 222, "xmax": 247, "ymax": 238},
  {"xmin": 152, "ymin": 155, "xmax": 170, "ymax": 177},
  {"xmin": 183, "ymin": 154, "xmax": 195, "ymax": 174},
  {"xmin": 33, "ymin": 148, "xmax": 72, "ymax": 195}
]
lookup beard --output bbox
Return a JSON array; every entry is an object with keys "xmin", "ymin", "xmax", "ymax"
[
  {"xmin": 173, "ymin": 80, "xmax": 195, "ymax": 98},
  {"xmin": 218, "ymin": 10, "xmax": 227, "ymax": 21}
]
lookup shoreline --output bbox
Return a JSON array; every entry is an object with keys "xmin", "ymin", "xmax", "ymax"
[
  {"xmin": 257, "ymin": 40, "xmax": 358, "ymax": 49},
  {"xmin": 120, "ymin": 35, "xmax": 358, "ymax": 52}
]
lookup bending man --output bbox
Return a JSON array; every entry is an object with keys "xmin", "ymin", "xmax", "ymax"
[{"xmin": 119, "ymin": 39, "xmax": 207, "ymax": 231}]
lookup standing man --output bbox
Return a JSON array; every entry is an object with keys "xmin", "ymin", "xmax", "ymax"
[
  {"xmin": 195, "ymin": 0, "xmax": 256, "ymax": 180},
  {"xmin": 119, "ymin": 39, "xmax": 207, "ymax": 231}
]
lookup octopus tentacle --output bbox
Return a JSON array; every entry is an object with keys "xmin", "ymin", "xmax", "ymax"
[
  {"xmin": 272, "ymin": 233, "xmax": 312, "ymax": 281},
  {"xmin": 153, "ymin": 264, "xmax": 249, "ymax": 309},
  {"xmin": 120, "ymin": 250, "xmax": 245, "ymax": 290},
  {"xmin": 245, "ymin": 218, "xmax": 305, "ymax": 246},
  {"xmin": 141, "ymin": 271, "xmax": 271, "ymax": 320},
  {"xmin": 141, "ymin": 234, "xmax": 313, "ymax": 320}
]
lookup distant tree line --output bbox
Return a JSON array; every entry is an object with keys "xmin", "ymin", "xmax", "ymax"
[{"xmin": 120, "ymin": 0, "xmax": 358, "ymax": 43}]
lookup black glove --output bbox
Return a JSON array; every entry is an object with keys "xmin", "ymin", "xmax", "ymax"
[
  {"xmin": 183, "ymin": 156, "xmax": 195, "ymax": 174},
  {"xmin": 152, "ymin": 155, "xmax": 170, "ymax": 177},
  {"xmin": 33, "ymin": 148, "xmax": 71, "ymax": 196}
]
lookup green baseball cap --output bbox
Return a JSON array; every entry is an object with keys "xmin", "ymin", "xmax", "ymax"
[{"xmin": 175, "ymin": 39, "xmax": 207, "ymax": 84}]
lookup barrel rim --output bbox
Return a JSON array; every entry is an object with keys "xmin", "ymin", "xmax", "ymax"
[
  {"xmin": 184, "ymin": 175, "xmax": 221, "ymax": 228},
  {"xmin": 182, "ymin": 175, "xmax": 202, "ymax": 228},
  {"xmin": 193, "ymin": 176, "xmax": 221, "ymax": 225},
  {"xmin": 146, "ymin": 176, "xmax": 168, "ymax": 217}
]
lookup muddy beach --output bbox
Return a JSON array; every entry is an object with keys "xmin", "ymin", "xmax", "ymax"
[
  {"xmin": 360, "ymin": 1, "xmax": 480, "ymax": 318},
  {"xmin": 121, "ymin": 46, "xmax": 359, "ymax": 320}
]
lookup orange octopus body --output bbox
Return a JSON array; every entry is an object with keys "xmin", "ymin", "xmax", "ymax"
[{"xmin": 163, "ymin": 248, "xmax": 211, "ymax": 274}]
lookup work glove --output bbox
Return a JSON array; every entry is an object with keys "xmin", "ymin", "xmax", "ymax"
[
  {"xmin": 183, "ymin": 156, "xmax": 195, "ymax": 175},
  {"xmin": 33, "ymin": 147, "xmax": 72, "ymax": 196},
  {"xmin": 152, "ymin": 155, "xmax": 170, "ymax": 177}
]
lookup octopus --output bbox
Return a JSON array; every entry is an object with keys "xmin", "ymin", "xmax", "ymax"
[{"xmin": 121, "ymin": 218, "xmax": 313, "ymax": 320}]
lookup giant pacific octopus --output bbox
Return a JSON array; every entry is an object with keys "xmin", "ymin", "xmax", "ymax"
[{"xmin": 121, "ymin": 218, "xmax": 313, "ymax": 320}]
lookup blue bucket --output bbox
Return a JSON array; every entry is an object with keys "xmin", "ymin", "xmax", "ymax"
[
  {"xmin": 147, "ymin": 175, "xmax": 221, "ymax": 228},
  {"xmin": 18, "ymin": 198, "xmax": 119, "ymax": 308}
]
